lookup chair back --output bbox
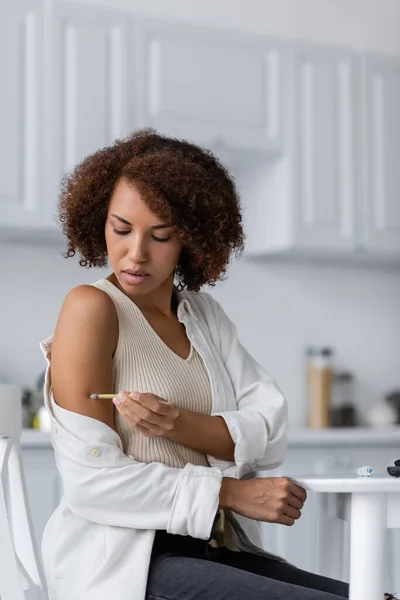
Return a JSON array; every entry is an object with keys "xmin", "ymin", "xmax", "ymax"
[{"xmin": 0, "ymin": 383, "xmax": 48, "ymax": 600}]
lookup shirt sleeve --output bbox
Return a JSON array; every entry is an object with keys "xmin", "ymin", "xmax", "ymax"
[
  {"xmin": 52, "ymin": 414, "xmax": 222, "ymax": 538},
  {"xmin": 203, "ymin": 295, "xmax": 288, "ymax": 479}
]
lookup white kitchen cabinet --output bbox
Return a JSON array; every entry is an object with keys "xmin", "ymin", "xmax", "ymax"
[
  {"xmin": 1, "ymin": 3, "xmax": 399, "ymax": 264},
  {"xmin": 292, "ymin": 44, "xmax": 360, "ymax": 253},
  {"xmin": 363, "ymin": 55, "xmax": 400, "ymax": 256},
  {"xmin": 242, "ymin": 43, "xmax": 361, "ymax": 257},
  {"xmin": 134, "ymin": 19, "xmax": 286, "ymax": 155},
  {"xmin": 44, "ymin": 4, "xmax": 134, "ymax": 225},
  {"xmin": 0, "ymin": 1, "xmax": 44, "ymax": 229}
]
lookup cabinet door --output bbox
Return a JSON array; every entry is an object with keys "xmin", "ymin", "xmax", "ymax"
[
  {"xmin": 49, "ymin": 5, "xmax": 133, "ymax": 223},
  {"xmin": 135, "ymin": 19, "xmax": 285, "ymax": 155},
  {"xmin": 363, "ymin": 55, "xmax": 400, "ymax": 255},
  {"xmin": 0, "ymin": 1, "xmax": 44, "ymax": 229},
  {"xmin": 292, "ymin": 45, "xmax": 359, "ymax": 252}
]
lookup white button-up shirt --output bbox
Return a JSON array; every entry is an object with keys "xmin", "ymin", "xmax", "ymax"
[{"xmin": 39, "ymin": 290, "xmax": 288, "ymax": 600}]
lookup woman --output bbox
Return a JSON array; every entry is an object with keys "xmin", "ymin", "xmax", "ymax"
[{"xmin": 40, "ymin": 129, "xmax": 355, "ymax": 600}]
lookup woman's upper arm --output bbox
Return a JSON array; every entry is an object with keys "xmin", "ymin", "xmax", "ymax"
[{"xmin": 50, "ymin": 285, "xmax": 118, "ymax": 430}]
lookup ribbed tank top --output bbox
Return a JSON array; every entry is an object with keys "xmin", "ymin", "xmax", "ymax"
[{"xmin": 91, "ymin": 278, "xmax": 212, "ymax": 468}]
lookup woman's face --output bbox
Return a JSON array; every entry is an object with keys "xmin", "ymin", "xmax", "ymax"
[{"xmin": 105, "ymin": 179, "xmax": 182, "ymax": 297}]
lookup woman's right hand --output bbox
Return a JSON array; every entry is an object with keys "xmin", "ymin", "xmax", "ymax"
[{"xmin": 219, "ymin": 477, "xmax": 307, "ymax": 526}]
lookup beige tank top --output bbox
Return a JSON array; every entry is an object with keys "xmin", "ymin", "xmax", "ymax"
[{"xmin": 91, "ymin": 278, "xmax": 212, "ymax": 468}]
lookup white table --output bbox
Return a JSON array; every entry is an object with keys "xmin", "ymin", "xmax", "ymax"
[{"xmin": 296, "ymin": 475, "xmax": 400, "ymax": 600}]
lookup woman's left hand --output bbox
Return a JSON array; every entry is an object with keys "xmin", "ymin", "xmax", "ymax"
[{"xmin": 113, "ymin": 391, "xmax": 181, "ymax": 438}]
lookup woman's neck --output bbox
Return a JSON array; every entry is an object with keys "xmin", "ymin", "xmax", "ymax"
[{"xmin": 108, "ymin": 272, "xmax": 177, "ymax": 318}]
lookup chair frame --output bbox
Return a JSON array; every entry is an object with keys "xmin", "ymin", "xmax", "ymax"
[{"xmin": 0, "ymin": 383, "xmax": 48, "ymax": 600}]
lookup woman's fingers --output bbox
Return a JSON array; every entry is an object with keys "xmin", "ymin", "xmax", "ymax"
[
  {"xmin": 129, "ymin": 402, "xmax": 164, "ymax": 426},
  {"xmin": 113, "ymin": 392, "xmax": 177, "ymax": 438},
  {"xmin": 117, "ymin": 397, "xmax": 163, "ymax": 427},
  {"xmin": 287, "ymin": 494, "xmax": 304, "ymax": 510},
  {"xmin": 283, "ymin": 504, "xmax": 302, "ymax": 521},
  {"xmin": 289, "ymin": 481, "xmax": 307, "ymax": 503},
  {"xmin": 279, "ymin": 514, "xmax": 296, "ymax": 527}
]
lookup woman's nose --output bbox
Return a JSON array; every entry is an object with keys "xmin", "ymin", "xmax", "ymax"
[{"xmin": 128, "ymin": 237, "xmax": 148, "ymax": 263}]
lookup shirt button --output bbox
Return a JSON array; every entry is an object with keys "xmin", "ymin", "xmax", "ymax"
[
  {"xmin": 53, "ymin": 425, "xmax": 58, "ymax": 433},
  {"xmin": 91, "ymin": 448, "xmax": 100, "ymax": 457},
  {"xmin": 128, "ymin": 455, "xmax": 135, "ymax": 460}
]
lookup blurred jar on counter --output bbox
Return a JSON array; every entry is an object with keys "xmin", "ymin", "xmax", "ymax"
[{"xmin": 306, "ymin": 346, "xmax": 334, "ymax": 429}]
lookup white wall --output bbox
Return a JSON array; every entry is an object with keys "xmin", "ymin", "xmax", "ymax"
[
  {"xmin": 61, "ymin": 0, "xmax": 400, "ymax": 55},
  {"xmin": 1, "ymin": 240, "xmax": 399, "ymax": 427}
]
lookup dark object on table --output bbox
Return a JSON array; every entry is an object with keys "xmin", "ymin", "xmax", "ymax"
[{"xmin": 387, "ymin": 459, "xmax": 400, "ymax": 477}]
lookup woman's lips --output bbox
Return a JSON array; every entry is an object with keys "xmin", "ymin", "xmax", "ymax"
[{"xmin": 121, "ymin": 271, "xmax": 150, "ymax": 285}]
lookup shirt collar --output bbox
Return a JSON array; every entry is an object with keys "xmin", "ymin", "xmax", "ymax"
[{"xmin": 175, "ymin": 289, "xmax": 198, "ymax": 322}]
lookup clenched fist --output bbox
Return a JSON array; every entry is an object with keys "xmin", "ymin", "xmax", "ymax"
[{"xmin": 220, "ymin": 477, "xmax": 307, "ymax": 526}]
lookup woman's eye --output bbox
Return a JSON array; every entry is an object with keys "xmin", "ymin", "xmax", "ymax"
[
  {"xmin": 113, "ymin": 228, "xmax": 130, "ymax": 236},
  {"xmin": 112, "ymin": 227, "xmax": 171, "ymax": 241},
  {"xmin": 152, "ymin": 235, "xmax": 171, "ymax": 243}
]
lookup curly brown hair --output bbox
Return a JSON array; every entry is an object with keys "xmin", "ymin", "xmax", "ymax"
[{"xmin": 58, "ymin": 128, "xmax": 245, "ymax": 291}]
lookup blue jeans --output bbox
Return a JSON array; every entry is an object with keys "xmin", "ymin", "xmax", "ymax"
[{"xmin": 146, "ymin": 530, "xmax": 349, "ymax": 599}]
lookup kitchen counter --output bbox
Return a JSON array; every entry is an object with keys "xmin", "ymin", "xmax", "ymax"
[
  {"xmin": 20, "ymin": 426, "xmax": 400, "ymax": 448},
  {"xmin": 288, "ymin": 426, "xmax": 400, "ymax": 447}
]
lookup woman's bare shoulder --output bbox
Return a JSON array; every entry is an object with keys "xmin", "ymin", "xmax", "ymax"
[
  {"xmin": 55, "ymin": 284, "xmax": 118, "ymax": 348},
  {"xmin": 62, "ymin": 283, "xmax": 116, "ymax": 315},
  {"xmin": 50, "ymin": 284, "xmax": 118, "ymax": 427}
]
